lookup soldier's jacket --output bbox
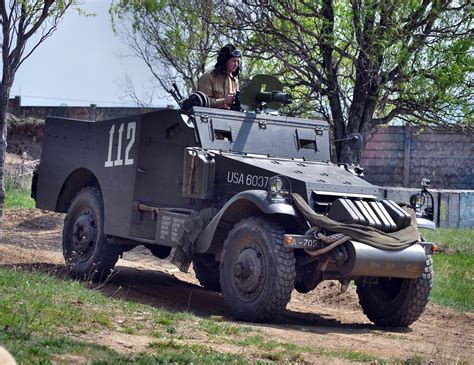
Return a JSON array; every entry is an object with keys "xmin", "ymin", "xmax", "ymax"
[{"xmin": 198, "ymin": 70, "xmax": 239, "ymax": 108}]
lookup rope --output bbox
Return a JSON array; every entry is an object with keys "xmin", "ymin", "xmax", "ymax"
[
  {"xmin": 304, "ymin": 235, "xmax": 351, "ymax": 257},
  {"xmin": 291, "ymin": 193, "xmax": 420, "ymax": 251}
]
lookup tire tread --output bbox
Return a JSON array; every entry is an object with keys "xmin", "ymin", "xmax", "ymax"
[
  {"xmin": 220, "ymin": 217, "xmax": 295, "ymax": 322},
  {"xmin": 63, "ymin": 187, "xmax": 120, "ymax": 281},
  {"xmin": 356, "ymin": 256, "xmax": 433, "ymax": 327}
]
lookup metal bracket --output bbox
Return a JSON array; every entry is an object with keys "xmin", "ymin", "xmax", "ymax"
[{"xmin": 315, "ymin": 127, "xmax": 324, "ymax": 135}]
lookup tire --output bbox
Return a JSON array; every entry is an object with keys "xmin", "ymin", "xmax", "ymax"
[
  {"xmin": 63, "ymin": 187, "xmax": 120, "ymax": 281},
  {"xmin": 193, "ymin": 253, "xmax": 221, "ymax": 292},
  {"xmin": 356, "ymin": 256, "xmax": 433, "ymax": 327},
  {"xmin": 219, "ymin": 217, "xmax": 296, "ymax": 322}
]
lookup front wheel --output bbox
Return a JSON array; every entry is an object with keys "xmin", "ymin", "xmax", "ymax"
[
  {"xmin": 63, "ymin": 187, "xmax": 120, "ymax": 281},
  {"xmin": 219, "ymin": 217, "xmax": 295, "ymax": 322},
  {"xmin": 356, "ymin": 256, "xmax": 433, "ymax": 327}
]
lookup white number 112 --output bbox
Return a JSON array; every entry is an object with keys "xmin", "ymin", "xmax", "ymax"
[{"xmin": 105, "ymin": 122, "xmax": 136, "ymax": 167}]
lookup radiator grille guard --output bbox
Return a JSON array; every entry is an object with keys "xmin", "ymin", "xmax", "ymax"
[{"xmin": 325, "ymin": 197, "xmax": 412, "ymax": 233}]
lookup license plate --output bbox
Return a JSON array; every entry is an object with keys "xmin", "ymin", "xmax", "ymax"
[{"xmin": 283, "ymin": 234, "xmax": 320, "ymax": 249}]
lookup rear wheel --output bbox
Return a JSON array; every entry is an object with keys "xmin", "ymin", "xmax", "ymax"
[
  {"xmin": 356, "ymin": 256, "xmax": 433, "ymax": 327},
  {"xmin": 63, "ymin": 187, "xmax": 120, "ymax": 281},
  {"xmin": 220, "ymin": 217, "xmax": 295, "ymax": 322},
  {"xmin": 193, "ymin": 253, "xmax": 221, "ymax": 291}
]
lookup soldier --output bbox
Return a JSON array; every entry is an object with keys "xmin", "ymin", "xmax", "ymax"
[{"xmin": 198, "ymin": 44, "xmax": 241, "ymax": 109}]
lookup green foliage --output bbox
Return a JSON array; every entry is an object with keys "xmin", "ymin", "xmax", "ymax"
[
  {"xmin": 239, "ymin": 1, "xmax": 472, "ymax": 129},
  {"xmin": 111, "ymin": 0, "xmax": 473, "ymax": 161}
]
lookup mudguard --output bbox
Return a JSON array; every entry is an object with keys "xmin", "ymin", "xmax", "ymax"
[
  {"xmin": 416, "ymin": 217, "xmax": 437, "ymax": 230},
  {"xmin": 195, "ymin": 190, "xmax": 298, "ymax": 253}
]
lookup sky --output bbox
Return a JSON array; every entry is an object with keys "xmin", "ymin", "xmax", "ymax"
[{"xmin": 11, "ymin": 0, "xmax": 166, "ymax": 107}]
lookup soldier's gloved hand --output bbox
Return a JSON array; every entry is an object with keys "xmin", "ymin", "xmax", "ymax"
[{"xmin": 224, "ymin": 94, "xmax": 235, "ymax": 108}]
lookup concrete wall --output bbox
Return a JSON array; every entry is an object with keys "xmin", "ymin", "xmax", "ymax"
[
  {"xmin": 361, "ymin": 125, "xmax": 474, "ymax": 190},
  {"xmin": 7, "ymin": 96, "xmax": 163, "ymax": 121},
  {"xmin": 381, "ymin": 187, "xmax": 474, "ymax": 229}
]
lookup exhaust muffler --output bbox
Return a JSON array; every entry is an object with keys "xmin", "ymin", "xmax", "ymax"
[{"xmin": 335, "ymin": 241, "xmax": 427, "ymax": 279}]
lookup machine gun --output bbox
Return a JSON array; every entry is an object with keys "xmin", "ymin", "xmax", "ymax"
[
  {"xmin": 168, "ymin": 83, "xmax": 184, "ymax": 108},
  {"xmin": 176, "ymin": 74, "xmax": 292, "ymax": 113},
  {"xmin": 239, "ymin": 74, "xmax": 292, "ymax": 112}
]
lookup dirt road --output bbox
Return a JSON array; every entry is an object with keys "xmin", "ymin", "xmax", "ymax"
[{"xmin": 1, "ymin": 208, "xmax": 473, "ymax": 363}]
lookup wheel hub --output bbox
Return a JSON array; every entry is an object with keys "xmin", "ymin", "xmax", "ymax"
[
  {"xmin": 72, "ymin": 211, "xmax": 97, "ymax": 260},
  {"xmin": 233, "ymin": 247, "xmax": 264, "ymax": 296}
]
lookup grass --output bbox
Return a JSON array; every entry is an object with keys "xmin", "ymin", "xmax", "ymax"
[
  {"xmin": 3, "ymin": 335, "xmax": 247, "ymax": 364},
  {"xmin": 198, "ymin": 318, "xmax": 252, "ymax": 336},
  {"xmin": 4, "ymin": 186, "xmax": 35, "ymax": 209},
  {"xmin": 431, "ymin": 253, "xmax": 473, "ymax": 311},
  {"xmin": 0, "ymin": 267, "xmax": 402, "ymax": 364},
  {"xmin": 4, "ymin": 175, "xmax": 35, "ymax": 209},
  {"xmin": 232, "ymin": 335, "xmax": 381, "ymax": 363},
  {"xmin": 421, "ymin": 228, "xmax": 473, "ymax": 254},
  {"xmin": 1, "ymin": 190, "xmax": 472, "ymax": 362},
  {"xmin": 0, "ymin": 267, "xmax": 248, "ymax": 364},
  {"xmin": 421, "ymin": 228, "xmax": 473, "ymax": 311}
]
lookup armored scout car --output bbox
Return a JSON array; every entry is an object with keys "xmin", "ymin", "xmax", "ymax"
[{"xmin": 32, "ymin": 75, "xmax": 437, "ymax": 327}]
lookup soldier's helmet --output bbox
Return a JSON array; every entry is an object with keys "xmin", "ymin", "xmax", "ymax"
[{"xmin": 215, "ymin": 44, "xmax": 242, "ymax": 77}]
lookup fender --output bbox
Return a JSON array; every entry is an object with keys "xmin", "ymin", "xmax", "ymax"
[
  {"xmin": 416, "ymin": 217, "xmax": 436, "ymax": 230},
  {"xmin": 195, "ymin": 190, "xmax": 298, "ymax": 253}
]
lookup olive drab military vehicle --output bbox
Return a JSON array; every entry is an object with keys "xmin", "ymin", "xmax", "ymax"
[{"xmin": 32, "ymin": 75, "xmax": 438, "ymax": 327}]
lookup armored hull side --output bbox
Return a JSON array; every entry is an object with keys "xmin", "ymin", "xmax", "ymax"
[
  {"xmin": 35, "ymin": 109, "xmax": 200, "ymax": 238},
  {"xmin": 214, "ymin": 152, "xmax": 378, "ymax": 200}
]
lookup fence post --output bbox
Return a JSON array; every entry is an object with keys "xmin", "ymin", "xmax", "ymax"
[
  {"xmin": 89, "ymin": 104, "xmax": 97, "ymax": 122},
  {"xmin": 403, "ymin": 124, "xmax": 411, "ymax": 187}
]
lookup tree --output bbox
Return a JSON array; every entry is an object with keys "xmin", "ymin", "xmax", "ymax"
[
  {"xmin": 0, "ymin": 0, "xmax": 76, "ymax": 229},
  {"xmin": 111, "ymin": 1, "xmax": 472, "ymax": 162},
  {"xmin": 216, "ymin": 0, "xmax": 473, "ymax": 162},
  {"xmin": 110, "ymin": 0, "xmax": 223, "ymax": 96}
]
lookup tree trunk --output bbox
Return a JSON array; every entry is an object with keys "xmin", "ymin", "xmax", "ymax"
[{"xmin": 0, "ymin": 76, "xmax": 12, "ymax": 233}]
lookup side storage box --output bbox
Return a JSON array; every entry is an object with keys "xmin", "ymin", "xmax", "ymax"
[{"xmin": 182, "ymin": 148, "xmax": 215, "ymax": 198}]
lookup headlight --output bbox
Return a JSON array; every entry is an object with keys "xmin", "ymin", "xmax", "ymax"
[
  {"xmin": 267, "ymin": 176, "xmax": 291, "ymax": 201},
  {"xmin": 270, "ymin": 177, "xmax": 284, "ymax": 193},
  {"xmin": 410, "ymin": 193, "xmax": 425, "ymax": 209}
]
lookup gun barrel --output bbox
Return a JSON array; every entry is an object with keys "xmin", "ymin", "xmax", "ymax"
[
  {"xmin": 256, "ymin": 91, "xmax": 292, "ymax": 105},
  {"xmin": 172, "ymin": 83, "xmax": 183, "ymax": 99}
]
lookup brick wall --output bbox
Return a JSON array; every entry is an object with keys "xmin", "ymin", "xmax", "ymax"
[{"xmin": 361, "ymin": 126, "xmax": 474, "ymax": 190}]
